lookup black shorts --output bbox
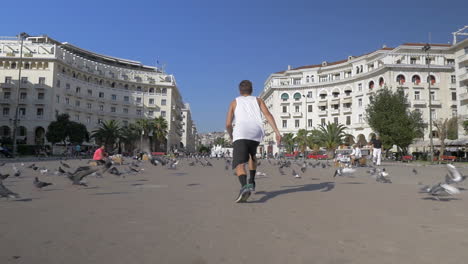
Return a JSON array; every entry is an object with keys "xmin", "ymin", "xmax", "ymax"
[
  {"xmin": 232, "ymin": 139, "xmax": 260, "ymax": 170},
  {"xmin": 95, "ymin": 159, "xmax": 106, "ymax": 165}
]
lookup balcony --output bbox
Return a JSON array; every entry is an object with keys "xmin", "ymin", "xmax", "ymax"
[
  {"xmin": 34, "ymin": 84, "xmax": 48, "ymax": 89},
  {"xmin": 412, "ymin": 100, "xmax": 426, "ymax": 106},
  {"xmin": 343, "ymin": 107, "xmax": 352, "ymax": 113},
  {"xmin": 460, "ymin": 92, "xmax": 468, "ymax": 103},
  {"xmin": 331, "ymin": 109, "xmax": 340, "ymax": 115},
  {"xmin": 280, "ymin": 112, "xmax": 291, "ymax": 118},
  {"xmin": 458, "ymin": 53, "xmax": 468, "ymax": 63},
  {"xmin": 430, "ymin": 100, "xmax": 441, "ymax": 106},
  {"xmin": 292, "ymin": 112, "xmax": 303, "ymax": 118},
  {"xmin": 460, "ymin": 71, "xmax": 468, "ymax": 82},
  {"xmin": 0, "ymin": 83, "xmax": 14, "ymax": 89},
  {"xmin": 318, "ymin": 110, "xmax": 327, "ymax": 116},
  {"xmin": 33, "ymin": 99, "xmax": 46, "ymax": 105}
]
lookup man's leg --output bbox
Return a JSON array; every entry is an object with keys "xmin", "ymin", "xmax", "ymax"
[
  {"xmin": 248, "ymin": 156, "xmax": 257, "ymax": 191},
  {"xmin": 233, "ymin": 140, "xmax": 251, "ymax": 203},
  {"xmin": 376, "ymin": 149, "xmax": 382, "ymax": 165},
  {"xmin": 373, "ymin": 149, "xmax": 377, "ymax": 164}
]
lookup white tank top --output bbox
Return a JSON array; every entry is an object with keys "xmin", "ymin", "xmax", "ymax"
[{"xmin": 233, "ymin": 96, "xmax": 264, "ymax": 143}]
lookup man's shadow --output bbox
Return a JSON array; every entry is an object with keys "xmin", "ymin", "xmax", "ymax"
[{"xmin": 250, "ymin": 182, "xmax": 335, "ymax": 203}]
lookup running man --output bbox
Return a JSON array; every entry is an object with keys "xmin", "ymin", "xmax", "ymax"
[{"xmin": 226, "ymin": 80, "xmax": 281, "ymax": 203}]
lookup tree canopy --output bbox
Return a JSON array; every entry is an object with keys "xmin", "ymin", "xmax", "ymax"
[
  {"xmin": 366, "ymin": 87, "xmax": 425, "ymax": 154},
  {"xmin": 45, "ymin": 113, "xmax": 89, "ymax": 144}
]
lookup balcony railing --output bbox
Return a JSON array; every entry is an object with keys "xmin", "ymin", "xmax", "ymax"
[
  {"xmin": 331, "ymin": 109, "xmax": 340, "ymax": 115},
  {"xmin": 343, "ymin": 107, "xmax": 352, "ymax": 113},
  {"xmin": 280, "ymin": 112, "xmax": 290, "ymax": 118},
  {"xmin": 460, "ymin": 92, "xmax": 468, "ymax": 102},
  {"xmin": 292, "ymin": 112, "xmax": 302, "ymax": 118},
  {"xmin": 318, "ymin": 110, "xmax": 327, "ymax": 116}
]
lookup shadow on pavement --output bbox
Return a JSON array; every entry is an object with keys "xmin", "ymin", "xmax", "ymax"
[{"xmin": 251, "ymin": 182, "xmax": 335, "ymax": 203}]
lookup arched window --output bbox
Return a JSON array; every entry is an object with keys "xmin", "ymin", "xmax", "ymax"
[
  {"xmin": 396, "ymin": 74, "xmax": 405, "ymax": 84},
  {"xmin": 162, "ymin": 88, "xmax": 167, "ymax": 95},
  {"xmin": 124, "ymin": 84, "xmax": 129, "ymax": 89},
  {"xmin": 24, "ymin": 62, "xmax": 30, "ymax": 69},
  {"xmin": 293, "ymin": 92, "xmax": 301, "ymax": 100},
  {"xmin": 427, "ymin": 75, "xmax": 436, "ymax": 85},
  {"xmin": 319, "ymin": 92, "xmax": 327, "ymax": 99},
  {"xmin": 378, "ymin": 77, "xmax": 384, "ymax": 87},
  {"xmin": 99, "ymin": 80, "xmax": 103, "ymax": 85},
  {"xmin": 332, "ymin": 90, "xmax": 340, "ymax": 98},
  {"xmin": 368, "ymin": 81, "xmax": 374, "ymax": 90},
  {"xmin": 149, "ymin": 88, "xmax": 155, "ymax": 93},
  {"xmin": 111, "ymin": 82, "xmax": 115, "ymax": 88},
  {"xmin": 356, "ymin": 66, "xmax": 360, "ymax": 74},
  {"xmin": 281, "ymin": 93, "xmax": 289, "ymax": 101},
  {"xmin": 412, "ymin": 75, "xmax": 421, "ymax": 85}
]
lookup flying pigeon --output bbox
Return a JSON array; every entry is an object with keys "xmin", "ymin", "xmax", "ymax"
[
  {"xmin": 68, "ymin": 162, "xmax": 112, "ymax": 186},
  {"xmin": 60, "ymin": 161, "xmax": 71, "ymax": 169},
  {"xmin": 0, "ymin": 180, "xmax": 20, "ymax": 199},
  {"xmin": 27, "ymin": 163, "xmax": 36, "ymax": 169},
  {"xmin": 422, "ymin": 183, "xmax": 460, "ymax": 200},
  {"xmin": 39, "ymin": 169, "xmax": 49, "ymax": 175},
  {"xmin": 445, "ymin": 164, "xmax": 466, "ymax": 184},
  {"xmin": 34, "ymin": 177, "xmax": 53, "ymax": 189}
]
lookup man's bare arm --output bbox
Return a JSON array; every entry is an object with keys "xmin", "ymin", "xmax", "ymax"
[
  {"xmin": 225, "ymin": 100, "xmax": 236, "ymax": 140},
  {"xmin": 257, "ymin": 98, "xmax": 281, "ymax": 144}
]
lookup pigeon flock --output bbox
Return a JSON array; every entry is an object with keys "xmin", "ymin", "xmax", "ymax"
[{"xmin": 0, "ymin": 155, "xmax": 467, "ymax": 202}]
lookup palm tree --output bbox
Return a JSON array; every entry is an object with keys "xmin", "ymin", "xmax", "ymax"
[
  {"xmin": 214, "ymin": 137, "xmax": 227, "ymax": 147},
  {"xmin": 307, "ymin": 129, "xmax": 322, "ymax": 153},
  {"xmin": 119, "ymin": 123, "xmax": 140, "ymax": 153},
  {"xmin": 153, "ymin": 116, "xmax": 168, "ymax": 152},
  {"xmin": 294, "ymin": 129, "xmax": 309, "ymax": 155},
  {"xmin": 135, "ymin": 118, "xmax": 154, "ymax": 152},
  {"xmin": 317, "ymin": 122, "xmax": 350, "ymax": 158},
  {"xmin": 282, "ymin": 133, "xmax": 295, "ymax": 153},
  {"xmin": 91, "ymin": 120, "xmax": 121, "ymax": 151}
]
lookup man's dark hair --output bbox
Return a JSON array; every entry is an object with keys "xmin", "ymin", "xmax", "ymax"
[{"xmin": 239, "ymin": 80, "xmax": 253, "ymax": 95}]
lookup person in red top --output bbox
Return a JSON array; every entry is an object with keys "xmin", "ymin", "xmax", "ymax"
[{"xmin": 93, "ymin": 145, "xmax": 107, "ymax": 165}]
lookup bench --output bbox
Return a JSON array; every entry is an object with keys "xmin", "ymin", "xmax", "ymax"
[
  {"xmin": 402, "ymin": 155, "xmax": 413, "ymax": 162},
  {"xmin": 440, "ymin": 155, "xmax": 456, "ymax": 163}
]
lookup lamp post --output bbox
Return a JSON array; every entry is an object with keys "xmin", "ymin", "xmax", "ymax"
[
  {"xmin": 11, "ymin": 32, "xmax": 28, "ymax": 158},
  {"xmin": 422, "ymin": 43, "xmax": 434, "ymax": 163}
]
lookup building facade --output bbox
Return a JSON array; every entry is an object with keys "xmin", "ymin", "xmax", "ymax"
[
  {"xmin": 260, "ymin": 38, "xmax": 468, "ymax": 155},
  {"xmin": 0, "ymin": 34, "xmax": 196, "ymax": 152},
  {"xmin": 181, "ymin": 103, "xmax": 197, "ymax": 153}
]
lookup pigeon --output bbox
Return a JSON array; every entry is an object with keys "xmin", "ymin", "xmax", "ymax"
[
  {"xmin": 188, "ymin": 161, "xmax": 195, "ymax": 166},
  {"xmin": 168, "ymin": 160, "xmax": 179, "ymax": 169},
  {"xmin": 0, "ymin": 162, "xmax": 5, "ymax": 167},
  {"xmin": 257, "ymin": 161, "xmax": 261, "ymax": 166},
  {"xmin": 225, "ymin": 164, "xmax": 229, "ymax": 171},
  {"xmin": 0, "ymin": 180, "xmax": 20, "ymax": 199},
  {"xmin": 60, "ymin": 161, "xmax": 71, "ymax": 169},
  {"xmin": 292, "ymin": 169, "xmax": 301, "ymax": 178},
  {"xmin": 68, "ymin": 162, "xmax": 112, "ymax": 186},
  {"xmin": 0, "ymin": 174, "xmax": 9, "ymax": 180},
  {"xmin": 278, "ymin": 167, "xmax": 285, "ymax": 175},
  {"xmin": 33, "ymin": 177, "xmax": 53, "ymax": 189},
  {"xmin": 321, "ymin": 163, "xmax": 326, "ymax": 169},
  {"xmin": 58, "ymin": 167, "xmax": 67, "ymax": 174},
  {"xmin": 256, "ymin": 171, "xmax": 266, "ymax": 176},
  {"xmin": 206, "ymin": 161, "xmax": 213, "ymax": 167},
  {"xmin": 109, "ymin": 167, "xmax": 122, "ymax": 176},
  {"xmin": 12, "ymin": 165, "xmax": 21, "ymax": 177},
  {"xmin": 334, "ymin": 167, "xmax": 356, "ymax": 178},
  {"xmin": 445, "ymin": 164, "xmax": 466, "ymax": 184},
  {"xmin": 422, "ymin": 183, "xmax": 460, "ymax": 200},
  {"xmin": 129, "ymin": 166, "xmax": 140, "ymax": 173},
  {"xmin": 27, "ymin": 163, "xmax": 36, "ymax": 169},
  {"xmin": 375, "ymin": 168, "xmax": 392, "ymax": 183},
  {"xmin": 412, "ymin": 168, "xmax": 418, "ymax": 175},
  {"xmin": 39, "ymin": 169, "xmax": 49, "ymax": 175}
]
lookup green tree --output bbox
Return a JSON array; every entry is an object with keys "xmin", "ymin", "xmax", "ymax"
[
  {"xmin": 317, "ymin": 122, "xmax": 350, "ymax": 158},
  {"xmin": 366, "ymin": 86, "xmax": 425, "ymax": 154},
  {"xmin": 135, "ymin": 118, "xmax": 154, "ymax": 151},
  {"xmin": 282, "ymin": 133, "xmax": 295, "ymax": 153},
  {"xmin": 214, "ymin": 137, "xmax": 228, "ymax": 147},
  {"xmin": 433, "ymin": 118, "xmax": 449, "ymax": 160},
  {"xmin": 153, "ymin": 116, "xmax": 168, "ymax": 152},
  {"xmin": 447, "ymin": 116, "xmax": 458, "ymax": 140},
  {"xmin": 119, "ymin": 123, "xmax": 140, "ymax": 152},
  {"xmin": 294, "ymin": 129, "xmax": 310, "ymax": 155},
  {"xmin": 463, "ymin": 120, "xmax": 468, "ymax": 135},
  {"xmin": 91, "ymin": 120, "xmax": 121, "ymax": 151},
  {"xmin": 46, "ymin": 113, "xmax": 89, "ymax": 145}
]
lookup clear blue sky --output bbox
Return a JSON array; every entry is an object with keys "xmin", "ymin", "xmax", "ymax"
[{"xmin": 3, "ymin": 0, "xmax": 467, "ymax": 132}]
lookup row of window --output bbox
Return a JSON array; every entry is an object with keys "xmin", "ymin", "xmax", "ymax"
[
  {"xmin": 3, "ymin": 76, "xmax": 46, "ymax": 85},
  {"xmin": 58, "ymin": 65, "xmax": 169, "ymax": 92},
  {"xmin": 2, "ymin": 107, "xmax": 43, "ymax": 117},
  {"xmin": 0, "ymin": 60, "xmax": 49, "ymax": 70},
  {"xmin": 2, "ymin": 91, "xmax": 45, "ymax": 100}
]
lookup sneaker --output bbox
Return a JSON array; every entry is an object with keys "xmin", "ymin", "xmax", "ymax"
[
  {"xmin": 249, "ymin": 181, "xmax": 256, "ymax": 192},
  {"xmin": 235, "ymin": 184, "xmax": 252, "ymax": 203}
]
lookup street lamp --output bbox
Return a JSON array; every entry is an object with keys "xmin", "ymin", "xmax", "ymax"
[
  {"xmin": 11, "ymin": 32, "xmax": 28, "ymax": 158},
  {"xmin": 422, "ymin": 43, "xmax": 434, "ymax": 163}
]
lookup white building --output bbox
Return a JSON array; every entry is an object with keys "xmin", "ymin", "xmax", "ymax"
[
  {"xmin": 260, "ymin": 35, "xmax": 468, "ymax": 155},
  {"xmin": 181, "ymin": 103, "xmax": 197, "ymax": 153},
  {"xmin": 0, "ymin": 34, "xmax": 195, "ymax": 152}
]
